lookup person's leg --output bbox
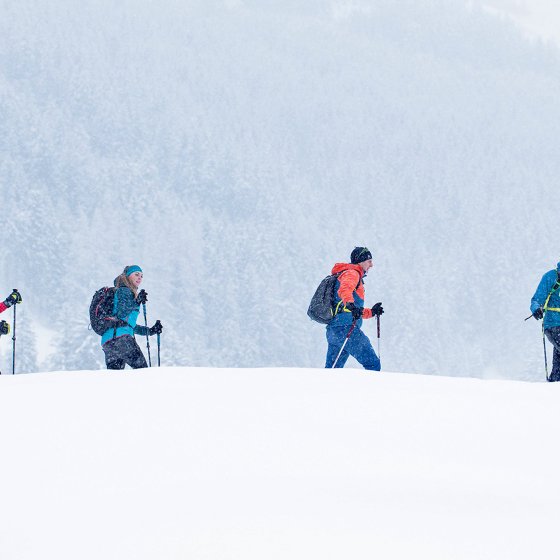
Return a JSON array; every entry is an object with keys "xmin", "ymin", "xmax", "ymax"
[
  {"xmin": 107, "ymin": 358, "xmax": 126, "ymax": 370},
  {"xmin": 325, "ymin": 326, "xmax": 351, "ymax": 368},
  {"xmin": 122, "ymin": 337, "xmax": 148, "ymax": 369},
  {"xmin": 545, "ymin": 327, "xmax": 560, "ymax": 381},
  {"xmin": 345, "ymin": 327, "xmax": 381, "ymax": 371},
  {"xmin": 103, "ymin": 339, "xmax": 126, "ymax": 370}
]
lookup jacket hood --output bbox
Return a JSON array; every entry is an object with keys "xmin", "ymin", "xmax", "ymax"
[
  {"xmin": 331, "ymin": 263, "xmax": 364, "ymax": 277},
  {"xmin": 557, "ymin": 262, "xmax": 560, "ymax": 272}
]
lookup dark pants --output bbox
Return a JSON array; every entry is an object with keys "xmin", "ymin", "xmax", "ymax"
[
  {"xmin": 545, "ymin": 327, "xmax": 560, "ymax": 382},
  {"xmin": 102, "ymin": 335, "xmax": 148, "ymax": 370},
  {"xmin": 325, "ymin": 324, "xmax": 381, "ymax": 370}
]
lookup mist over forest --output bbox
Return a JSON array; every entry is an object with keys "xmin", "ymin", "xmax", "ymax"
[{"xmin": 1, "ymin": 0, "xmax": 559, "ymax": 379}]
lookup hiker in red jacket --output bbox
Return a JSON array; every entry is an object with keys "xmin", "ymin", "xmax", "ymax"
[{"xmin": 326, "ymin": 247, "xmax": 383, "ymax": 370}]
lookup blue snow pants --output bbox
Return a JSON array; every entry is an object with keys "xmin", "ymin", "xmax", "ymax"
[{"xmin": 325, "ymin": 325, "xmax": 381, "ymax": 370}]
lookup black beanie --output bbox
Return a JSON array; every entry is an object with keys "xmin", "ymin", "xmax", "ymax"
[{"xmin": 350, "ymin": 246, "xmax": 373, "ymax": 264}]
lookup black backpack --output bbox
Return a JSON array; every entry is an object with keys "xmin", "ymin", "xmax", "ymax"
[
  {"xmin": 308, "ymin": 272, "xmax": 361, "ymax": 324},
  {"xmin": 89, "ymin": 287, "xmax": 119, "ymax": 335}
]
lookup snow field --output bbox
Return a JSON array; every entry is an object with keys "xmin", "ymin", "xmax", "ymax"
[{"xmin": 0, "ymin": 367, "xmax": 557, "ymax": 559}]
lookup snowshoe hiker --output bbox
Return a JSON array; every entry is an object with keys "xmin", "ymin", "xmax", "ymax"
[
  {"xmin": 98, "ymin": 265, "xmax": 163, "ymax": 370},
  {"xmin": 530, "ymin": 261, "xmax": 560, "ymax": 381},
  {"xmin": 325, "ymin": 247, "xmax": 383, "ymax": 370}
]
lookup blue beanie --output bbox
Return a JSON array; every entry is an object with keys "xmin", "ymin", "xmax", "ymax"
[{"xmin": 125, "ymin": 265, "xmax": 143, "ymax": 276}]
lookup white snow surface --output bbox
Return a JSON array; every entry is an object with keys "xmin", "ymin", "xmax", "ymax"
[{"xmin": 0, "ymin": 366, "xmax": 557, "ymax": 560}]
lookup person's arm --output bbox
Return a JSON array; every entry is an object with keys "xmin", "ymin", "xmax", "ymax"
[
  {"xmin": 134, "ymin": 320, "xmax": 163, "ymax": 337},
  {"xmin": 531, "ymin": 272, "xmax": 555, "ymax": 314},
  {"xmin": 134, "ymin": 324, "xmax": 148, "ymax": 336},
  {"xmin": 0, "ymin": 290, "xmax": 22, "ymax": 314},
  {"xmin": 114, "ymin": 288, "xmax": 138, "ymax": 322}
]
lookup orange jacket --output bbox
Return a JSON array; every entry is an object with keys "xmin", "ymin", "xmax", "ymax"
[{"xmin": 331, "ymin": 263, "xmax": 373, "ymax": 320}]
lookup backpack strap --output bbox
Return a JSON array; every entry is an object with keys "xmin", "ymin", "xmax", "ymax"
[{"xmin": 543, "ymin": 273, "xmax": 560, "ymax": 314}]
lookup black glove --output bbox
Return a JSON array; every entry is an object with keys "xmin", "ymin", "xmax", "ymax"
[
  {"xmin": 0, "ymin": 320, "xmax": 10, "ymax": 335},
  {"xmin": 371, "ymin": 302, "xmax": 384, "ymax": 317},
  {"xmin": 136, "ymin": 289, "xmax": 148, "ymax": 304},
  {"xmin": 346, "ymin": 302, "xmax": 363, "ymax": 321},
  {"xmin": 533, "ymin": 308, "xmax": 544, "ymax": 320},
  {"xmin": 4, "ymin": 289, "xmax": 22, "ymax": 308},
  {"xmin": 149, "ymin": 320, "xmax": 163, "ymax": 335}
]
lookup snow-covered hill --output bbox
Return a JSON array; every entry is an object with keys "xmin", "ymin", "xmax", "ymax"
[{"xmin": 0, "ymin": 366, "xmax": 557, "ymax": 560}]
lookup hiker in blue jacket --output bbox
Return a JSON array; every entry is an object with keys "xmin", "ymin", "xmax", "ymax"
[
  {"xmin": 325, "ymin": 247, "xmax": 383, "ymax": 370},
  {"xmin": 102, "ymin": 265, "xmax": 163, "ymax": 370},
  {"xmin": 530, "ymin": 262, "xmax": 560, "ymax": 381}
]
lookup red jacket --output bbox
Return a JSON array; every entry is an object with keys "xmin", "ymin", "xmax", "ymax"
[
  {"xmin": 331, "ymin": 263, "xmax": 373, "ymax": 320},
  {"xmin": 0, "ymin": 302, "xmax": 8, "ymax": 314}
]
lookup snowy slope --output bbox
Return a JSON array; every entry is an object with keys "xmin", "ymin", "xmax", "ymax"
[{"xmin": 0, "ymin": 366, "xmax": 557, "ymax": 560}]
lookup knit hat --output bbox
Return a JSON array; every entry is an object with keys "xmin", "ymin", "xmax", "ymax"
[
  {"xmin": 350, "ymin": 247, "xmax": 372, "ymax": 264},
  {"xmin": 125, "ymin": 265, "xmax": 143, "ymax": 276}
]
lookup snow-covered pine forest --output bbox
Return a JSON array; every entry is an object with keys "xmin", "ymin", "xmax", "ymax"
[{"xmin": 1, "ymin": 0, "xmax": 559, "ymax": 379}]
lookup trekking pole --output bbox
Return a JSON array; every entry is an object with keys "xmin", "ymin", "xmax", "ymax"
[
  {"xmin": 142, "ymin": 302, "xmax": 152, "ymax": 367},
  {"xmin": 332, "ymin": 319, "xmax": 357, "ymax": 368},
  {"xmin": 157, "ymin": 332, "xmax": 161, "ymax": 367},
  {"xmin": 376, "ymin": 314, "xmax": 381, "ymax": 359},
  {"xmin": 12, "ymin": 290, "xmax": 17, "ymax": 375},
  {"xmin": 543, "ymin": 326, "xmax": 551, "ymax": 382}
]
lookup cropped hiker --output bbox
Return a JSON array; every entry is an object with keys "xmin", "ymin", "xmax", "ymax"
[
  {"xmin": 530, "ymin": 261, "xmax": 560, "ymax": 381},
  {"xmin": 325, "ymin": 247, "xmax": 383, "ymax": 370},
  {"xmin": 96, "ymin": 265, "xmax": 163, "ymax": 370},
  {"xmin": 0, "ymin": 289, "xmax": 22, "ymax": 338}
]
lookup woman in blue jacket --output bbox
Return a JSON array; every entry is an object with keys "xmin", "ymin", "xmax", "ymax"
[
  {"xmin": 102, "ymin": 265, "xmax": 162, "ymax": 370},
  {"xmin": 530, "ymin": 262, "xmax": 560, "ymax": 381}
]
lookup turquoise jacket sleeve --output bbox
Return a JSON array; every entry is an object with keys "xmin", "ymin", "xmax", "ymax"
[
  {"xmin": 111, "ymin": 287, "xmax": 150, "ymax": 336},
  {"xmin": 531, "ymin": 270, "xmax": 557, "ymax": 313},
  {"xmin": 134, "ymin": 324, "xmax": 149, "ymax": 336}
]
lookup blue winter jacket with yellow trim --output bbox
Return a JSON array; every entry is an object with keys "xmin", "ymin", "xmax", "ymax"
[
  {"xmin": 101, "ymin": 286, "xmax": 148, "ymax": 346},
  {"xmin": 530, "ymin": 262, "xmax": 560, "ymax": 329}
]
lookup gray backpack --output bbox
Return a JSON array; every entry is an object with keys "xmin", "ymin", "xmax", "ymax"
[{"xmin": 308, "ymin": 272, "xmax": 360, "ymax": 324}]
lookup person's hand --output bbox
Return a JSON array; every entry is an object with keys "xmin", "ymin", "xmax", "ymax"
[
  {"xmin": 0, "ymin": 320, "xmax": 10, "ymax": 335},
  {"xmin": 346, "ymin": 302, "xmax": 363, "ymax": 321},
  {"xmin": 149, "ymin": 320, "xmax": 163, "ymax": 335},
  {"xmin": 533, "ymin": 308, "xmax": 544, "ymax": 320},
  {"xmin": 3, "ymin": 289, "xmax": 22, "ymax": 308},
  {"xmin": 371, "ymin": 302, "xmax": 384, "ymax": 317},
  {"xmin": 136, "ymin": 289, "xmax": 148, "ymax": 304}
]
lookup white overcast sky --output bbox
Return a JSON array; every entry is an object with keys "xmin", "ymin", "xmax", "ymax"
[{"xmin": 482, "ymin": 0, "xmax": 560, "ymax": 45}]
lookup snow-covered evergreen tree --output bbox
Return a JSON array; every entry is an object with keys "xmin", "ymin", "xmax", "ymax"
[{"xmin": 1, "ymin": 0, "xmax": 560, "ymax": 379}]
